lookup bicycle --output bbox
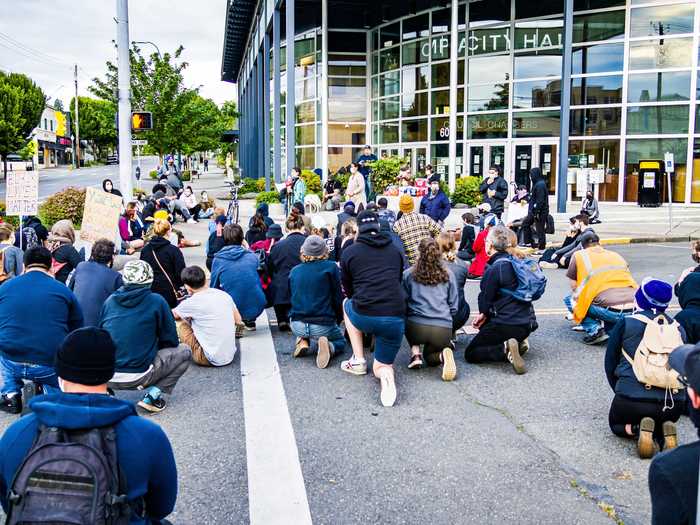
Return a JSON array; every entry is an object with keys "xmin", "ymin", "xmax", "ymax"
[{"xmin": 224, "ymin": 180, "xmax": 244, "ymax": 224}]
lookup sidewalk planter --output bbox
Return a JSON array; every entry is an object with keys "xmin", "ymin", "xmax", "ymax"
[{"xmin": 268, "ymin": 203, "xmax": 284, "ymax": 216}]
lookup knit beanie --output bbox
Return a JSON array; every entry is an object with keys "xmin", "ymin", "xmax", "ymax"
[
  {"xmin": 343, "ymin": 201, "xmax": 355, "ymax": 213},
  {"xmin": 399, "ymin": 194, "xmax": 414, "ymax": 213},
  {"xmin": 428, "ymin": 174, "xmax": 440, "ymax": 184},
  {"xmin": 55, "ymin": 328, "xmax": 116, "ymax": 386},
  {"xmin": 483, "ymin": 213, "xmax": 498, "ymax": 228},
  {"xmin": 635, "ymin": 278, "xmax": 672, "ymax": 312},
  {"xmin": 357, "ymin": 211, "xmax": 380, "ymax": 234},
  {"xmin": 122, "ymin": 259, "xmax": 154, "ymax": 286},
  {"xmin": 301, "ymin": 235, "xmax": 328, "ymax": 257}
]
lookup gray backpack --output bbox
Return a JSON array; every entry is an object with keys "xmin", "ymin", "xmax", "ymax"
[{"xmin": 6, "ymin": 425, "xmax": 133, "ymax": 525}]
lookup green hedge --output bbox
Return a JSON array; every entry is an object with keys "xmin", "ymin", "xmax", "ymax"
[
  {"xmin": 0, "ymin": 203, "xmax": 20, "ymax": 228},
  {"xmin": 149, "ymin": 170, "xmax": 159, "ymax": 179},
  {"xmin": 451, "ymin": 176, "xmax": 482, "ymax": 207},
  {"xmin": 38, "ymin": 187, "xmax": 86, "ymax": 228},
  {"xmin": 255, "ymin": 191, "xmax": 280, "ymax": 205},
  {"xmin": 301, "ymin": 170, "xmax": 322, "ymax": 198}
]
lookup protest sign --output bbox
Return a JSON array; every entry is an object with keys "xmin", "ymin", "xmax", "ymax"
[
  {"xmin": 79, "ymin": 187, "xmax": 122, "ymax": 243},
  {"xmin": 6, "ymin": 170, "xmax": 39, "ymax": 216}
]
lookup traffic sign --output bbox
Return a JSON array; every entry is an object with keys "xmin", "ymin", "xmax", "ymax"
[
  {"xmin": 131, "ymin": 111, "xmax": 153, "ymax": 131},
  {"xmin": 132, "ymin": 139, "xmax": 148, "ymax": 146},
  {"xmin": 664, "ymin": 152, "xmax": 674, "ymax": 173}
]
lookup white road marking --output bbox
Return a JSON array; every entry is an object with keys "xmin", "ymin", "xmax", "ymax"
[{"xmin": 239, "ymin": 310, "xmax": 312, "ymax": 525}]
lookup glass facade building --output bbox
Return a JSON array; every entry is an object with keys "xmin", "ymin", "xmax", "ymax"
[{"xmin": 223, "ymin": 0, "xmax": 700, "ymax": 206}]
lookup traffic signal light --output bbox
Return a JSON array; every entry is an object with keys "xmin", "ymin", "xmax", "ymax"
[{"xmin": 131, "ymin": 111, "xmax": 153, "ymax": 131}]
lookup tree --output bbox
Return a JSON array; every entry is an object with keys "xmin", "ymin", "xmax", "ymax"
[
  {"xmin": 175, "ymin": 94, "xmax": 224, "ymax": 156},
  {"xmin": 0, "ymin": 72, "xmax": 45, "ymax": 177},
  {"xmin": 69, "ymin": 96, "xmax": 117, "ymax": 160},
  {"xmin": 53, "ymin": 98, "xmax": 64, "ymax": 111},
  {"xmin": 219, "ymin": 99, "xmax": 239, "ymax": 158}
]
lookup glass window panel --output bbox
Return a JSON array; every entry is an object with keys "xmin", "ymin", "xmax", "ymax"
[
  {"xmin": 379, "ymin": 122, "xmax": 400, "ymax": 143},
  {"xmin": 403, "ymin": 13, "xmax": 430, "ymax": 41},
  {"xmin": 380, "ymin": 46, "xmax": 400, "ymax": 71},
  {"xmin": 629, "ymin": 38, "xmax": 693, "ymax": 70},
  {"xmin": 328, "ymin": 123, "xmax": 366, "ymax": 146},
  {"xmin": 329, "ymin": 77, "xmax": 366, "ymax": 91},
  {"xmin": 569, "ymin": 139, "xmax": 621, "ymax": 201},
  {"xmin": 432, "ymin": 63, "xmax": 450, "ymax": 88},
  {"xmin": 402, "ymin": 39, "xmax": 430, "ymax": 66},
  {"xmin": 372, "ymin": 30, "xmax": 379, "ymax": 52},
  {"xmin": 329, "ymin": 53, "xmax": 366, "ymax": 66},
  {"xmin": 371, "ymin": 77, "xmax": 379, "ymax": 98},
  {"xmin": 432, "ymin": 89, "xmax": 464, "ymax": 114},
  {"xmin": 624, "ymin": 138, "xmax": 688, "ymax": 203},
  {"xmin": 512, "ymin": 110, "xmax": 561, "ymax": 137},
  {"xmin": 468, "ymin": 83, "xmax": 510, "ymax": 111},
  {"xmin": 573, "ymin": 10, "xmax": 625, "ymax": 43},
  {"xmin": 294, "ymin": 38, "xmax": 315, "ymax": 66},
  {"xmin": 295, "ymin": 101, "xmax": 316, "ymax": 123},
  {"xmin": 626, "ymin": 105, "xmax": 689, "ymax": 134},
  {"xmin": 329, "ymin": 97, "xmax": 366, "ymax": 122},
  {"xmin": 692, "ymin": 140, "xmax": 700, "ymax": 203},
  {"xmin": 295, "ymin": 147, "xmax": 315, "ymax": 170},
  {"xmin": 379, "ymin": 97, "xmax": 400, "ymax": 120},
  {"xmin": 468, "ymin": 26, "xmax": 511, "ymax": 56},
  {"xmin": 469, "ymin": 0, "xmax": 510, "ymax": 27},
  {"xmin": 380, "ymin": 71, "xmax": 401, "ymax": 96},
  {"xmin": 630, "ymin": 4, "xmax": 695, "ymax": 38},
  {"xmin": 432, "ymin": 8, "xmax": 450, "ymax": 34},
  {"xmin": 431, "ymin": 35, "xmax": 451, "ymax": 61},
  {"xmin": 370, "ymin": 51, "xmax": 379, "ymax": 75},
  {"xmin": 403, "ymin": 65, "xmax": 429, "ymax": 92},
  {"xmin": 627, "ymin": 71, "xmax": 691, "ymax": 103},
  {"xmin": 571, "ymin": 75, "xmax": 623, "ymax": 105},
  {"xmin": 571, "ymin": 42, "xmax": 624, "ymax": 74},
  {"xmin": 402, "ymin": 91, "xmax": 429, "ymax": 117},
  {"xmin": 328, "ymin": 65, "xmax": 366, "ymax": 76},
  {"xmin": 401, "ymin": 119, "xmax": 428, "ymax": 142},
  {"xmin": 468, "ymin": 55, "xmax": 511, "ymax": 84},
  {"xmin": 513, "ymin": 79, "xmax": 561, "ymax": 109},
  {"xmin": 295, "ymin": 124, "xmax": 316, "ymax": 146},
  {"xmin": 467, "ymin": 113, "xmax": 509, "ymax": 139},
  {"xmin": 515, "ymin": 0, "xmax": 563, "ymax": 20},
  {"xmin": 328, "ymin": 32, "xmax": 366, "ymax": 53},
  {"xmin": 570, "ymin": 107, "xmax": 622, "ymax": 135},
  {"xmin": 574, "ymin": 0, "xmax": 625, "ymax": 10},
  {"xmin": 514, "ymin": 50, "xmax": 562, "ymax": 79},
  {"xmin": 514, "ymin": 20, "xmax": 564, "ymax": 50},
  {"xmin": 432, "ymin": 116, "xmax": 464, "ymax": 141},
  {"xmin": 380, "ymin": 23, "xmax": 400, "ymax": 48},
  {"xmin": 328, "ymin": 146, "xmax": 364, "ymax": 174},
  {"xmin": 295, "ymin": 77, "xmax": 316, "ymax": 101}
]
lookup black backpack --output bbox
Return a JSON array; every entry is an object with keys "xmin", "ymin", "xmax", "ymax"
[{"xmin": 6, "ymin": 424, "xmax": 135, "ymax": 525}]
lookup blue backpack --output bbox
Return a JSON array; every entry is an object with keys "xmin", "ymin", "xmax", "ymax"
[{"xmin": 497, "ymin": 255, "xmax": 547, "ymax": 302}]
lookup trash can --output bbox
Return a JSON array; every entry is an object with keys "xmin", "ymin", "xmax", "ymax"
[{"xmin": 637, "ymin": 160, "xmax": 662, "ymax": 207}]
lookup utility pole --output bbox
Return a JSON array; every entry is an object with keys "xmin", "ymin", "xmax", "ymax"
[
  {"xmin": 116, "ymin": 0, "xmax": 133, "ymax": 199},
  {"xmin": 74, "ymin": 64, "xmax": 80, "ymax": 169}
]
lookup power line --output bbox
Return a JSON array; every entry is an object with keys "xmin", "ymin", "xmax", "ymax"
[
  {"xmin": 0, "ymin": 39, "xmax": 71, "ymax": 70},
  {"xmin": 0, "ymin": 31, "xmax": 70, "ymax": 67}
]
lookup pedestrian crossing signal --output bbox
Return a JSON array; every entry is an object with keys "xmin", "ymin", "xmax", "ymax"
[{"xmin": 131, "ymin": 112, "xmax": 153, "ymax": 131}]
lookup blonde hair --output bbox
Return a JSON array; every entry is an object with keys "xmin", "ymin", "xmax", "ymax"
[
  {"xmin": 301, "ymin": 252, "xmax": 329, "ymax": 263},
  {"xmin": 153, "ymin": 218, "xmax": 171, "ymax": 237},
  {"xmin": 342, "ymin": 219, "xmax": 357, "ymax": 237},
  {"xmin": 436, "ymin": 232, "xmax": 457, "ymax": 262},
  {"xmin": 0, "ymin": 223, "xmax": 13, "ymax": 241}
]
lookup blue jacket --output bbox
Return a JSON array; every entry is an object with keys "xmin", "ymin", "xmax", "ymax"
[
  {"xmin": 210, "ymin": 245, "xmax": 266, "ymax": 321},
  {"xmin": 0, "ymin": 271, "xmax": 83, "ymax": 367},
  {"xmin": 0, "ymin": 393, "xmax": 176, "ymax": 524},
  {"xmin": 419, "ymin": 190, "xmax": 451, "ymax": 223},
  {"xmin": 69, "ymin": 261, "xmax": 124, "ymax": 327},
  {"xmin": 99, "ymin": 285, "xmax": 178, "ymax": 373},
  {"xmin": 289, "ymin": 260, "xmax": 343, "ymax": 325},
  {"xmin": 675, "ymin": 270, "xmax": 700, "ymax": 345}
]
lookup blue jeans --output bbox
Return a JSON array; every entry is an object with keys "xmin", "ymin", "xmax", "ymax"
[
  {"xmin": 290, "ymin": 321, "xmax": 346, "ymax": 354},
  {"xmin": 564, "ymin": 295, "xmax": 629, "ymax": 336},
  {"xmin": 0, "ymin": 355, "xmax": 60, "ymax": 396},
  {"xmin": 344, "ymin": 299, "xmax": 405, "ymax": 365}
]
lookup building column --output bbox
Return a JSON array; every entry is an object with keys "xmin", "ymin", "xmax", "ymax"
[
  {"xmin": 320, "ymin": 0, "xmax": 329, "ymax": 182},
  {"xmin": 252, "ymin": 62, "xmax": 259, "ymax": 178},
  {"xmin": 556, "ymin": 0, "xmax": 574, "ymax": 213},
  {"xmin": 447, "ymin": 0, "xmax": 459, "ymax": 192},
  {"xmin": 273, "ymin": 8, "xmax": 282, "ymax": 183},
  {"xmin": 258, "ymin": 47, "xmax": 265, "ymax": 180},
  {"xmin": 285, "ymin": 0, "xmax": 296, "ymax": 175},
  {"xmin": 263, "ymin": 31, "xmax": 272, "ymax": 191},
  {"xmin": 241, "ymin": 83, "xmax": 247, "ymax": 177}
]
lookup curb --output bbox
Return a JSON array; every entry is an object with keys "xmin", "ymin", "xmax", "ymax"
[{"xmin": 596, "ymin": 235, "xmax": 697, "ymax": 246}]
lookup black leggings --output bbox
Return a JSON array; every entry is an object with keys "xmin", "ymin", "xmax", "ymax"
[
  {"xmin": 405, "ymin": 321, "xmax": 453, "ymax": 366},
  {"xmin": 274, "ymin": 304, "xmax": 291, "ymax": 325},
  {"xmin": 465, "ymin": 321, "xmax": 532, "ymax": 363},
  {"xmin": 608, "ymin": 394, "xmax": 684, "ymax": 438},
  {"xmin": 522, "ymin": 213, "xmax": 546, "ymax": 250}
]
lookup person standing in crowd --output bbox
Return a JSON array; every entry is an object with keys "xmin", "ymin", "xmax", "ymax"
[
  {"xmin": 539, "ymin": 214, "xmax": 594, "ymax": 269},
  {"xmin": 457, "ymin": 212, "xmax": 478, "ymax": 262},
  {"xmin": 173, "ymin": 266, "xmax": 239, "ymax": 367},
  {"xmin": 203, "ymin": 157, "xmax": 209, "ymax": 171},
  {"xmin": 119, "ymin": 202, "xmax": 146, "ymax": 252},
  {"xmin": 181, "ymin": 186, "xmax": 201, "ymax": 222},
  {"xmin": 206, "ymin": 215, "xmax": 229, "ymax": 270},
  {"xmin": 102, "ymin": 178, "xmax": 123, "ymax": 197},
  {"xmin": 675, "ymin": 241, "xmax": 700, "ymax": 344},
  {"xmin": 581, "ymin": 190, "xmax": 601, "ymax": 224},
  {"xmin": 290, "ymin": 167, "xmax": 307, "ymax": 211},
  {"xmin": 565, "ymin": 234, "xmax": 638, "ymax": 345},
  {"xmin": 649, "ymin": 342, "xmax": 700, "ymax": 523},
  {"xmin": 403, "ymin": 238, "xmax": 459, "ymax": 381},
  {"xmin": 521, "ymin": 167, "xmax": 549, "ymax": 252},
  {"xmin": 465, "ymin": 226, "xmax": 536, "ymax": 375},
  {"xmin": 323, "ymin": 171, "xmax": 343, "ymax": 211},
  {"xmin": 419, "ymin": 174, "xmax": 451, "ymax": 225},
  {"xmin": 14, "ymin": 216, "xmax": 47, "ymax": 250},
  {"xmin": 479, "ymin": 166, "xmax": 509, "ymax": 219},
  {"xmin": 0, "ymin": 224, "xmax": 23, "ymax": 281},
  {"xmin": 100, "ymin": 260, "xmax": 191, "ymax": 413},
  {"xmin": 0, "ymin": 327, "xmax": 178, "ymax": 524},
  {"xmin": 68, "ymin": 239, "xmax": 123, "ymax": 327},
  {"xmin": 140, "ymin": 218, "xmax": 187, "ymax": 309},
  {"xmin": 0, "ymin": 247, "xmax": 83, "ymax": 414},
  {"xmin": 467, "ymin": 213, "xmax": 498, "ymax": 280},
  {"xmin": 337, "ymin": 201, "xmax": 357, "ymax": 232},
  {"xmin": 393, "ymin": 194, "xmax": 442, "ymax": 266},
  {"xmin": 377, "ymin": 197, "xmax": 396, "ymax": 230},
  {"xmin": 289, "ymin": 236, "xmax": 345, "ymax": 369},
  {"xmin": 605, "ymin": 278, "xmax": 685, "ymax": 458},
  {"xmin": 345, "ymin": 162, "xmax": 367, "ymax": 211},
  {"xmin": 437, "ymin": 232, "xmax": 470, "ymax": 332},
  {"xmin": 357, "ymin": 145, "xmax": 377, "ymax": 200},
  {"xmin": 268, "ymin": 210, "xmax": 306, "ymax": 331},
  {"xmin": 340, "ymin": 211, "xmax": 406, "ymax": 407},
  {"xmin": 210, "ymin": 224, "xmax": 266, "ymax": 331},
  {"xmin": 47, "ymin": 220, "xmax": 84, "ymax": 284}
]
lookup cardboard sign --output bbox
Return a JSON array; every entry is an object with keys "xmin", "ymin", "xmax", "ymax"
[
  {"xmin": 6, "ymin": 170, "xmax": 39, "ymax": 216},
  {"xmin": 80, "ymin": 187, "xmax": 123, "ymax": 243}
]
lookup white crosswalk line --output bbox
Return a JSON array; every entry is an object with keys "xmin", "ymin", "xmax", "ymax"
[{"xmin": 239, "ymin": 310, "xmax": 312, "ymax": 525}]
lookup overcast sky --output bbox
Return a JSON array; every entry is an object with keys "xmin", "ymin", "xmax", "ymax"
[{"xmin": 0, "ymin": 0, "xmax": 236, "ymax": 109}]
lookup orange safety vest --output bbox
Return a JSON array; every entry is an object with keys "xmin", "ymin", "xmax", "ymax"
[{"xmin": 572, "ymin": 247, "xmax": 638, "ymax": 323}]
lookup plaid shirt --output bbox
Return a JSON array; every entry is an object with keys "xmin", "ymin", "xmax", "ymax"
[{"xmin": 393, "ymin": 212, "xmax": 442, "ymax": 265}]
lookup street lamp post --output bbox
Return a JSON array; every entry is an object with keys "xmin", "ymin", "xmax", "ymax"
[
  {"xmin": 131, "ymin": 40, "xmax": 161, "ymax": 58},
  {"xmin": 117, "ymin": 0, "xmax": 133, "ymax": 199}
]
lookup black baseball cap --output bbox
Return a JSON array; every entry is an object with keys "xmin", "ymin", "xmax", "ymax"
[{"xmin": 669, "ymin": 343, "xmax": 700, "ymax": 390}]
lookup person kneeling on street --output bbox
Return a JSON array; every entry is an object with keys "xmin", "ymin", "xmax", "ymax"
[
  {"xmin": 289, "ymin": 235, "xmax": 346, "ymax": 369},
  {"xmin": 0, "ymin": 327, "xmax": 178, "ymax": 525},
  {"xmin": 464, "ymin": 226, "xmax": 537, "ymax": 375},
  {"xmin": 99, "ymin": 260, "xmax": 191, "ymax": 413},
  {"xmin": 605, "ymin": 278, "xmax": 686, "ymax": 459},
  {"xmin": 403, "ymin": 237, "xmax": 459, "ymax": 381},
  {"xmin": 173, "ymin": 266, "xmax": 239, "ymax": 367}
]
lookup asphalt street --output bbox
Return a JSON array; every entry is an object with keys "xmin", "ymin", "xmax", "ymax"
[{"xmin": 0, "ymin": 231, "xmax": 695, "ymax": 523}]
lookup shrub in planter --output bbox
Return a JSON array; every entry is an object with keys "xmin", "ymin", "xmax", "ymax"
[
  {"xmin": 149, "ymin": 169, "xmax": 159, "ymax": 179},
  {"xmin": 38, "ymin": 187, "xmax": 86, "ymax": 229},
  {"xmin": 300, "ymin": 170, "xmax": 322, "ymax": 198},
  {"xmin": 181, "ymin": 170, "xmax": 191, "ymax": 182},
  {"xmin": 239, "ymin": 177, "xmax": 260, "ymax": 194},
  {"xmin": 451, "ymin": 176, "xmax": 482, "ymax": 207},
  {"xmin": 0, "ymin": 203, "xmax": 20, "ymax": 228},
  {"xmin": 256, "ymin": 178, "xmax": 267, "ymax": 193},
  {"xmin": 367, "ymin": 156, "xmax": 405, "ymax": 194},
  {"xmin": 255, "ymin": 191, "xmax": 281, "ymax": 206}
]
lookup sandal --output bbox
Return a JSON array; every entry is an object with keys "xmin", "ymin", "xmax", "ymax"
[{"xmin": 407, "ymin": 353, "xmax": 423, "ymax": 369}]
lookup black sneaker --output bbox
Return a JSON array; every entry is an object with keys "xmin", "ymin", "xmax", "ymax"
[
  {"xmin": 583, "ymin": 328, "xmax": 609, "ymax": 345},
  {"xmin": 138, "ymin": 393, "xmax": 166, "ymax": 413},
  {"xmin": 0, "ymin": 394, "xmax": 22, "ymax": 415},
  {"xmin": 278, "ymin": 321, "xmax": 291, "ymax": 332}
]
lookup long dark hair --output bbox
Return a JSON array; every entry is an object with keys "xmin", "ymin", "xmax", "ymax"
[
  {"xmin": 252, "ymin": 211, "xmax": 268, "ymax": 232},
  {"xmin": 412, "ymin": 238, "xmax": 449, "ymax": 286}
]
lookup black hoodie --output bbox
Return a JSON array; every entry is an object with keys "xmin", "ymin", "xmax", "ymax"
[
  {"xmin": 528, "ymin": 167, "xmax": 548, "ymax": 215},
  {"xmin": 675, "ymin": 270, "xmax": 700, "ymax": 344},
  {"xmin": 340, "ymin": 231, "xmax": 406, "ymax": 317}
]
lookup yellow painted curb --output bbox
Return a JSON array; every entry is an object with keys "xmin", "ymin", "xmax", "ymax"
[{"xmin": 600, "ymin": 237, "xmax": 631, "ymax": 245}]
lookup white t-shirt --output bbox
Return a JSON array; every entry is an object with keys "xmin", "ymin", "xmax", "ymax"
[{"xmin": 174, "ymin": 288, "xmax": 236, "ymax": 366}]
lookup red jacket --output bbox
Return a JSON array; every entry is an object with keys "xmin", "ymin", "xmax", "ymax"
[{"xmin": 469, "ymin": 229, "xmax": 489, "ymax": 277}]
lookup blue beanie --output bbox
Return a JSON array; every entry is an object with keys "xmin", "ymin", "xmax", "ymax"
[{"xmin": 635, "ymin": 278, "xmax": 673, "ymax": 311}]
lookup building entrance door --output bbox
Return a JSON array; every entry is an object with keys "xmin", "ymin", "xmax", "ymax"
[
  {"xmin": 512, "ymin": 141, "xmax": 558, "ymax": 196},
  {"xmin": 514, "ymin": 144, "xmax": 533, "ymax": 191},
  {"xmin": 401, "ymin": 145, "xmax": 428, "ymax": 176},
  {"xmin": 467, "ymin": 143, "xmax": 507, "ymax": 178}
]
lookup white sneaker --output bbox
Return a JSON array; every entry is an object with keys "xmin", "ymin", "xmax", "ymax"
[
  {"xmin": 186, "ymin": 218, "xmax": 197, "ymax": 224},
  {"xmin": 340, "ymin": 356, "xmax": 367, "ymax": 375},
  {"xmin": 539, "ymin": 261, "xmax": 558, "ymax": 269},
  {"xmin": 378, "ymin": 370, "xmax": 397, "ymax": 407},
  {"xmin": 571, "ymin": 325, "xmax": 585, "ymax": 332}
]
